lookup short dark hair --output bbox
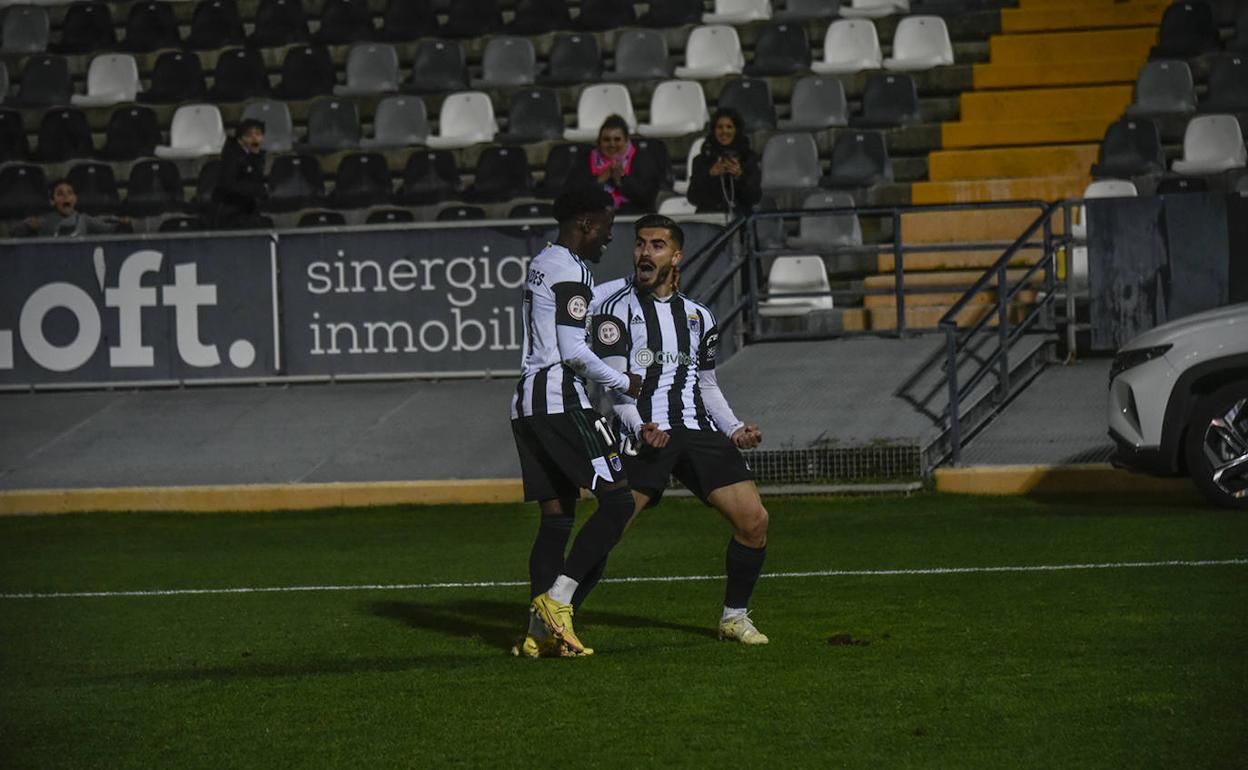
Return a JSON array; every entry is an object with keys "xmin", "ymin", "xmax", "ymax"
[
  {"xmin": 598, "ymin": 114, "xmax": 630, "ymax": 139},
  {"xmin": 634, "ymin": 214, "xmax": 684, "ymax": 249},
  {"xmin": 553, "ymin": 185, "xmax": 615, "ymax": 224},
  {"xmin": 47, "ymin": 178, "xmax": 72, "ymax": 197},
  {"xmin": 237, "ymin": 118, "xmax": 266, "ymax": 136}
]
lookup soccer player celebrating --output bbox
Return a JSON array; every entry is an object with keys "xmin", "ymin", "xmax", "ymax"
[
  {"xmin": 510, "ymin": 187, "xmax": 643, "ymax": 657},
  {"xmin": 588, "ymin": 214, "xmax": 771, "ymax": 644}
]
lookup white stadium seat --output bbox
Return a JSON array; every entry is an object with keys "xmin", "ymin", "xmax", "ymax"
[
  {"xmin": 426, "ymin": 91, "xmax": 497, "ymax": 149},
  {"xmin": 637, "ymin": 80, "xmax": 709, "ymax": 138},
  {"xmin": 1170, "ymin": 114, "xmax": 1248, "ymax": 174},
  {"xmin": 812, "ymin": 19, "xmax": 881, "ymax": 74},
  {"xmin": 839, "ymin": 0, "xmax": 909, "ymax": 18},
  {"xmin": 72, "ymin": 54, "xmax": 141, "ymax": 107},
  {"xmin": 758, "ymin": 256, "xmax": 834, "ymax": 316},
  {"xmin": 673, "ymin": 136, "xmax": 705, "ymax": 194},
  {"xmin": 1070, "ymin": 179, "xmax": 1138, "ymax": 289},
  {"xmin": 564, "ymin": 84, "xmax": 637, "ymax": 142},
  {"xmin": 883, "ymin": 15, "xmax": 954, "ymax": 71},
  {"xmin": 703, "ymin": 0, "xmax": 772, "ymax": 24},
  {"xmin": 674, "ymin": 25, "xmax": 746, "ymax": 79},
  {"xmin": 658, "ymin": 196, "xmax": 698, "ymax": 215},
  {"xmin": 155, "ymin": 103, "xmax": 226, "ymax": 159}
]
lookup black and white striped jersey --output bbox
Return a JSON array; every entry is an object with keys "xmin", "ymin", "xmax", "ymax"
[
  {"xmin": 511, "ymin": 243, "xmax": 629, "ymax": 419},
  {"xmin": 591, "ymin": 277, "xmax": 738, "ymax": 434}
]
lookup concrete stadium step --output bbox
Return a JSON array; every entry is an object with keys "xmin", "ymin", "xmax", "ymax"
[
  {"xmin": 910, "ymin": 175, "xmax": 1090, "ymax": 204},
  {"xmin": 941, "ymin": 116, "xmax": 1117, "ymax": 148},
  {"xmin": 757, "ymin": 308, "xmax": 869, "ymax": 336},
  {"xmin": 928, "ymin": 144, "xmax": 1100, "ymax": 181},
  {"xmin": 986, "ymin": 28, "xmax": 1158, "ymax": 65},
  {"xmin": 959, "ymin": 85, "xmax": 1134, "ymax": 123},
  {"xmin": 971, "ymin": 57, "xmax": 1145, "ymax": 89},
  {"xmin": 900, "ymin": 208, "xmax": 1061, "ymax": 244},
  {"xmin": 878, "ymin": 248, "xmax": 1044, "ymax": 273},
  {"xmin": 867, "ymin": 301, "xmax": 1034, "ymax": 331},
  {"xmin": 1002, "ymin": 3, "xmax": 1166, "ymax": 33},
  {"xmin": 864, "ymin": 288, "xmax": 1039, "ymax": 310},
  {"xmin": 863, "ymin": 269, "xmax": 1044, "ymax": 290}
]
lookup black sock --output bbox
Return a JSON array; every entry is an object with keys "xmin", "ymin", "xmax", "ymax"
[
  {"xmin": 724, "ymin": 537, "xmax": 766, "ymax": 610},
  {"xmin": 561, "ymin": 486, "xmax": 633, "ymax": 582},
  {"xmin": 529, "ymin": 513, "xmax": 574, "ymax": 600},
  {"xmin": 571, "ymin": 557, "xmax": 607, "ymax": 611}
]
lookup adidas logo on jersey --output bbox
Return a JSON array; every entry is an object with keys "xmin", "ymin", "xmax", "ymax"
[{"xmin": 630, "ymin": 313, "xmax": 644, "ymax": 325}]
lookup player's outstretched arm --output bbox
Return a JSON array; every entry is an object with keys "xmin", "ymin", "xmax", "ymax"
[{"xmin": 698, "ymin": 369, "xmax": 760, "ymax": 447}]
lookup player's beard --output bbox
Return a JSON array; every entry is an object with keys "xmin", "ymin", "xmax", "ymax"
[{"xmin": 636, "ymin": 261, "xmax": 672, "ymax": 295}]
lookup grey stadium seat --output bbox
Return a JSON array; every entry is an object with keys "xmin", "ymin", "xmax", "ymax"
[
  {"xmin": 2, "ymin": 5, "xmax": 49, "ymax": 54},
  {"xmin": 1126, "ymin": 60, "xmax": 1196, "ymax": 117},
  {"xmin": 824, "ymin": 130, "xmax": 893, "ymax": 188},
  {"xmin": 786, "ymin": 191, "xmax": 862, "ymax": 250},
  {"xmin": 779, "ymin": 76, "xmax": 849, "ymax": 130},
  {"xmin": 761, "ymin": 133, "xmax": 822, "ymax": 190},
  {"xmin": 499, "ymin": 87, "xmax": 564, "ymax": 144},
  {"xmin": 335, "ymin": 43, "xmax": 401, "ymax": 97},
  {"xmin": 474, "ymin": 36, "xmax": 538, "ymax": 88},
  {"xmin": 362, "ymin": 95, "xmax": 430, "ymax": 149},
  {"xmin": 241, "ymin": 100, "xmax": 295, "ymax": 153},
  {"xmin": 612, "ymin": 29, "xmax": 672, "ymax": 80}
]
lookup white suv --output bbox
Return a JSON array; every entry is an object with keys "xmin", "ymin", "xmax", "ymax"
[{"xmin": 1108, "ymin": 302, "xmax": 1248, "ymax": 509}]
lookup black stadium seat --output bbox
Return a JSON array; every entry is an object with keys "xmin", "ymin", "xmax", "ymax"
[
  {"xmin": 0, "ymin": 109, "xmax": 28, "ymax": 161},
  {"xmin": 184, "ymin": 0, "xmax": 245, "ymax": 50},
  {"xmin": 194, "ymin": 160, "xmax": 219, "ymax": 210},
  {"xmin": 366, "ymin": 208, "xmax": 415, "ymax": 224},
  {"xmin": 298, "ymin": 210, "xmax": 346, "ymax": 227},
  {"xmin": 577, "ymin": 0, "xmax": 636, "ymax": 31},
  {"xmin": 331, "ymin": 152, "xmax": 393, "ymax": 208},
  {"xmin": 543, "ymin": 34, "xmax": 602, "ymax": 85},
  {"xmin": 509, "ymin": 0, "xmax": 572, "ymax": 34},
  {"xmin": 440, "ymin": 0, "xmax": 502, "ymax": 38},
  {"xmin": 249, "ymin": 0, "xmax": 309, "ymax": 47},
  {"xmin": 35, "ymin": 108, "xmax": 94, "ymax": 162},
  {"xmin": 746, "ymin": 22, "xmax": 811, "ymax": 77},
  {"xmin": 467, "ymin": 146, "xmax": 532, "ymax": 202},
  {"xmin": 18, "ymin": 55, "xmax": 71, "ymax": 106},
  {"xmin": 100, "ymin": 106, "xmax": 161, "ymax": 160},
  {"xmin": 67, "ymin": 162, "xmax": 120, "ymax": 214},
  {"xmin": 536, "ymin": 143, "xmax": 589, "ymax": 197},
  {"xmin": 437, "ymin": 205, "xmax": 486, "ymax": 222},
  {"xmin": 640, "ymin": 0, "xmax": 703, "ymax": 27},
  {"xmin": 314, "ymin": 0, "xmax": 376, "ymax": 45},
  {"xmin": 304, "ymin": 98, "xmax": 362, "ymax": 151},
  {"xmin": 509, "ymin": 201, "xmax": 554, "ymax": 218},
  {"xmin": 1090, "ymin": 117, "xmax": 1165, "ymax": 178},
  {"xmin": 121, "ymin": 2, "xmax": 181, "ymax": 52},
  {"xmin": 142, "ymin": 52, "xmax": 207, "ymax": 103},
  {"xmin": 500, "ymin": 87, "xmax": 565, "ymax": 144},
  {"xmin": 379, "ymin": 0, "xmax": 437, "ymax": 41},
  {"xmin": 398, "ymin": 150, "xmax": 461, "ymax": 204},
  {"xmin": 266, "ymin": 154, "xmax": 326, "ymax": 212},
  {"xmin": 53, "ymin": 2, "xmax": 116, "ymax": 54},
  {"xmin": 404, "ymin": 40, "xmax": 468, "ymax": 93},
  {"xmin": 1200, "ymin": 54, "xmax": 1248, "ymax": 113},
  {"xmin": 0, "ymin": 164, "xmax": 48, "ymax": 219},
  {"xmin": 124, "ymin": 159, "xmax": 185, "ymax": 216},
  {"xmin": 160, "ymin": 216, "xmax": 209, "ymax": 232},
  {"xmin": 275, "ymin": 46, "xmax": 337, "ymax": 101},
  {"xmin": 718, "ymin": 79, "xmax": 778, "ymax": 132},
  {"xmin": 210, "ymin": 48, "xmax": 271, "ymax": 102},
  {"xmin": 633, "ymin": 137, "xmax": 673, "ymax": 191},
  {"xmin": 855, "ymin": 72, "xmax": 921, "ymax": 127},
  {"xmin": 1151, "ymin": 1, "xmax": 1219, "ymax": 58},
  {"xmin": 824, "ymin": 130, "xmax": 893, "ymax": 188}
]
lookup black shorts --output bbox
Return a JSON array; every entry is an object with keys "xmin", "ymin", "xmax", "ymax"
[
  {"xmin": 623, "ymin": 426, "xmax": 753, "ymax": 505},
  {"xmin": 512, "ymin": 410, "xmax": 625, "ymax": 502}
]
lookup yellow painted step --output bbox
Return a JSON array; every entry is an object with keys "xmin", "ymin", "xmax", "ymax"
[
  {"xmin": 988, "ymin": 28, "xmax": 1157, "ymax": 64},
  {"xmin": 865, "ymin": 288, "xmax": 1038, "ymax": 310},
  {"xmin": 877, "ymin": 248, "xmax": 1044, "ymax": 273},
  {"xmin": 900, "ymin": 208, "xmax": 1059, "ymax": 244},
  {"xmin": 1019, "ymin": 0, "xmax": 1158, "ymax": 7},
  {"xmin": 960, "ymin": 85, "xmax": 1133, "ymax": 122},
  {"xmin": 972, "ymin": 58, "xmax": 1144, "ymax": 89},
  {"xmin": 842, "ymin": 308, "xmax": 869, "ymax": 332},
  {"xmin": 867, "ymin": 302, "xmax": 1033, "ymax": 331},
  {"xmin": 863, "ymin": 269, "xmax": 1043, "ymax": 290},
  {"xmin": 1002, "ymin": 4, "xmax": 1166, "ymax": 33},
  {"xmin": 942, "ymin": 117, "xmax": 1116, "ymax": 149},
  {"xmin": 910, "ymin": 175, "xmax": 1090, "ymax": 204},
  {"xmin": 928, "ymin": 145, "xmax": 1099, "ymax": 182}
]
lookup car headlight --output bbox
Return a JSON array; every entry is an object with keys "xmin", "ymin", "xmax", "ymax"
[{"xmin": 1109, "ymin": 344, "xmax": 1172, "ymax": 382}]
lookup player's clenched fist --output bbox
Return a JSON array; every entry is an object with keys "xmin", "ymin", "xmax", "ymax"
[
  {"xmin": 624, "ymin": 372, "xmax": 643, "ymax": 398},
  {"xmin": 731, "ymin": 423, "xmax": 762, "ymax": 449},
  {"xmin": 640, "ymin": 422, "xmax": 670, "ymax": 449}
]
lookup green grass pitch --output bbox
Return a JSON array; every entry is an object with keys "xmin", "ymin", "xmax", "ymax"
[{"xmin": 1, "ymin": 493, "xmax": 1246, "ymax": 768}]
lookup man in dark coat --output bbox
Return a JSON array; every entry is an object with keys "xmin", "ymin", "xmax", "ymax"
[{"xmin": 212, "ymin": 118, "xmax": 272, "ymax": 229}]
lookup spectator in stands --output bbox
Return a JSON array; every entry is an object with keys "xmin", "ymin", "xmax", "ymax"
[
  {"xmin": 16, "ymin": 179, "xmax": 131, "ymax": 237},
  {"xmin": 567, "ymin": 114, "xmax": 660, "ymax": 214},
  {"xmin": 687, "ymin": 107, "xmax": 761, "ymax": 215},
  {"xmin": 211, "ymin": 117, "xmax": 272, "ymax": 229}
]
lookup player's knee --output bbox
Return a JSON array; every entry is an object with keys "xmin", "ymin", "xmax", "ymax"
[{"xmin": 736, "ymin": 503, "xmax": 769, "ymax": 547}]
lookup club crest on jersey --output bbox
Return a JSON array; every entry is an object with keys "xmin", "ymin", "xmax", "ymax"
[
  {"xmin": 609, "ymin": 452, "xmax": 623, "ymax": 472},
  {"xmin": 597, "ymin": 319, "xmax": 621, "ymax": 346},
  {"xmin": 566, "ymin": 295, "xmax": 588, "ymax": 321},
  {"xmin": 687, "ymin": 314, "xmax": 700, "ymax": 332}
]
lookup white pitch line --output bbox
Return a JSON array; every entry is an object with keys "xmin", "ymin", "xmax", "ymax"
[{"xmin": 1, "ymin": 558, "xmax": 1245, "ymax": 601}]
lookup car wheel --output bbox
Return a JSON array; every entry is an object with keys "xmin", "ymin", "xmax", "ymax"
[{"xmin": 1184, "ymin": 382, "xmax": 1248, "ymax": 510}]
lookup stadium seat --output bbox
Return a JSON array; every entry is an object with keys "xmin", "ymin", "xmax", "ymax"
[
  {"xmin": 143, "ymin": 51, "xmax": 207, "ymax": 103},
  {"xmin": 1156, "ymin": 176, "xmax": 1207, "ymax": 194},
  {"xmin": 564, "ymin": 84, "xmax": 636, "ymax": 142},
  {"xmin": 1090, "ymin": 117, "xmax": 1165, "ymax": 178},
  {"xmin": 1199, "ymin": 54, "xmax": 1248, "ymax": 114},
  {"xmin": 1125, "ymin": 60, "xmax": 1196, "ymax": 117},
  {"xmin": 761, "ymin": 133, "xmax": 821, "ymax": 191},
  {"xmin": 194, "ymin": 159, "xmax": 219, "ymax": 210},
  {"xmin": 0, "ymin": 61, "xmax": 8, "ymax": 105},
  {"xmin": 426, "ymin": 91, "xmax": 497, "ymax": 149},
  {"xmin": 100, "ymin": 105, "xmax": 160, "ymax": 160},
  {"xmin": 17, "ymin": 54, "xmax": 71, "ymax": 106},
  {"xmin": 577, "ymin": 0, "xmax": 637, "ymax": 30},
  {"xmin": 466, "ymin": 145, "xmax": 532, "ymax": 202},
  {"xmin": 276, "ymin": 45, "xmax": 337, "ymax": 101},
  {"xmin": 366, "ymin": 208, "xmax": 415, "ymax": 224},
  {"xmin": 775, "ymin": 0, "xmax": 841, "ymax": 21},
  {"xmin": 675, "ymin": 26, "xmax": 746, "ymax": 79},
  {"xmin": 509, "ymin": 201, "xmax": 554, "ymax": 218},
  {"xmin": 2, "ymin": 5, "xmax": 49, "ymax": 53},
  {"xmin": 1071, "ymin": 178, "xmax": 1137, "ymax": 241},
  {"xmin": 160, "ymin": 216, "xmax": 209, "ymax": 232},
  {"xmin": 35, "ymin": 107, "xmax": 93, "ymax": 161},
  {"xmin": 746, "ymin": 22, "xmax": 810, "ymax": 76},
  {"xmin": 883, "ymin": 15, "xmax": 953, "ymax": 71},
  {"xmin": 404, "ymin": 40, "xmax": 468, "ymax": 93},
  {"xmin": 249, "ymin": 0, "xmax": 308, "ymax": 47},
  {"xmin": 824, "ymin": 129, "xmax": 893, "ymax": 188},
  {"xmin": 121, "ymin": 1, "xmax": 181, "ymax": 52},
  {"xmin": 441, "ymin": 0, "xmax": 502, "ymax": 37},
  {"xmin": 0, "ymin": 109, "xmax": 26, "ymax": 160},
  {"xmin": 474, "ymin": 37, "xmax": 538, "ymax": 88},
  {"xmin": 510, "ymin": 0, "xmax": 572, "ymax": 34},
  {"xmin": 633, "ymin": 136, "xmax": 674, "ymax": 190},
  {"xmin": 241, "ymin": 100, "xmax": 294, "ymax": 152},
  {"xmin": 155, "ymin": 104, "xmax": 226, "ymax": 160},
  {"xmin": 266, "ymin": 154, "xmax": 325, "ymax": 212},
  {"xmin": 658, "ymin": 196, "xmax": 697, "ymax": 215},
  {"xmin": 641, "ymin": 0, "xmax": 704, "ymax": 26},
  {"xmin": 53, "ymin": 2, "xmax": 115, "ymax": 54},
  {"xmin": 1236, "ymin": 174, "xmax": 1248, "ymax": 193},
  {"xmin": 499, "ymin": 87, "xmax": 564, "ymax": 144},
  {"xmin": 331, "ymin": 152, "xmax": 392, "ymax": 208},
  {"xmin": 210, "ymin": 48, "xmax": 270, "ymax": 102},
  {"xmin": 437, "ymin": 205, "xmax": 487, "ymax": 222},
  {"xmin": 787, "ymin": 190, "xmax": 861, "ymax": 250},
  {"xmin": 612, "ymin": 29, "xmax": 672, "ymax": 81},
  {"xmin": 673, "ymin": 137, "xmax": 704, "ymax": 195},
  {"xmin": 758, "ymin": 256, "xmax": 833, "ymax": 316},
  {"xmin": 379, "ymin": 0, "xmax": 436, "ymax": 41},
  {"xmin": 0, "ymin": 164, "xmax": 47, "ymax": 220},
  {"xmin": 72, "ymin": 54, "xmax": 141, "ymax": 108},
  {"xmin": 361, "ymin": 95, "xmax": 429, "ymax": 149},
  {"xmin": 812, "ymin": 19, "xmax": 881, "ymax": 74},
  {"xmin": 704, "ymin": 0, "xmax": 773, "ymax": 24},
  {"xmin": 1229, "ymin": 4, "xmax": 1248, "ymax": 52},
  {"xmin": 184, "ymin": 0, "xmax": 244, "ymax": 50},
  {"xmin": 314, "ymin": 0, "xmax": 376, "ymax": 45},
  {"xmin": 543, "ymin": 33, "xmax": 602, "ymax": 85},
  {"xmin": 1171, "ymin": 114, "xmax": 1248, "ymax": 174},
  {"xmin": 779, "ymin": 76, "xmax": 849, "ymax": 130},
  {"xmin": 1151, "ymin": 1, "xmax": 1219, "ymax": 58},
  {"xmin": 718, "ymin": 78, "xmax": 777, "ymax": 132},
  {"xmin": 398, "ymin": 149, "xmax": 461, "ymax": 204},
  {"xmin": 67, "ymin": 162, "xmax": 120, "ymax": 214},
  {"xmin": 638, "ymin": 81, "xmax": 708, "ymax": 138},
  {"xmin": 124, "ymin": 158, "xmax": 184, "ymax": 216},
  {"xmin": 839, "ymin": 0, "xmax": 909, "ymax": 18},
  {"xmin": 536, "ymin": 142, "xmax": 590, "ymax": 197},
  {"xmin": 855, "ymin": 72, "xmax": 920, "ymax": 127},
  {"xmin": 299, "ymin": 210, "xmax": 346, "ymax": 227},
  {"xmin": 304, "ymin": 98, "xmax": 362, "ymax": 151},
  {"xmin": 335, "ymin": 43, "xmax": 400, "ymax": 96}
]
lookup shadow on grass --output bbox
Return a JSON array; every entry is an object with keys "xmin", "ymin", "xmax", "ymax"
[{"xmin": 369, "ymin": 598, "xmax": 717, "ymax": 652}]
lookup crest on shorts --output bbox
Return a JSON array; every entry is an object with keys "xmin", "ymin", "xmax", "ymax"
[
  {"xmin": 609, "ymin": 453, "xmax": 623, "ymax": 472},
  {"xmin": 567, "ymin": 295, "xmax": 588, "ymax": 321},
  {"xmin": 597, "ymin": 319, "xmax": 621, "ymax": 346}
]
